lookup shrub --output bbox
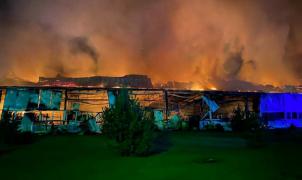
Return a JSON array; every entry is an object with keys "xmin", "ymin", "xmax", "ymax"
[
  {"xmin": 246, "ymin": 112, "xmax": 260, "ymax": 131},
  {"xmin": 204, "ymin": 123, "xmax": 215, "ymax": 131},
  {"xmin": 0, "ymin": 111, "xmax": 35, "ymax": 145},
  {"xmin": 188, "ymin": 115, "xmax": 200, "ymax": 130},
  {"xmin": 288, "ymin": 124, "xmax": 297, "ymax": 132},
  {"xmin": 231, "ymin": 106, "xmax": 260, "ymax": 132},
  {"xmin": 231, "ymin": 106, "xmax": 246, "ymax": 132},
  {"xmin": 0, "ymin": 119, "xmax": 34, "ymax": 145},
  {"xmin": 204, "ymin": 123, "xmax": 224, "ymax": 132},
  {"xmin": 169, "ymin": 114, "xmax": 182, "ymax": 130},
  {"xmin": 0, "ymin": 119, "xmax": 18, "ymax": 144},
  {"xmin": 181, "ymin": 121, "xmax": 189, "ymax": 131},
  {"xmin": 215, "ymin": 124, "xmax": 224, "ymax": 132},
  {"xmin": 102, "ymin": 89, "xmax": 156, "ymax": 156}
]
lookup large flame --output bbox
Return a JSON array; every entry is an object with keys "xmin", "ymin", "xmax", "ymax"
[{"xmin": 1, "ymin": 0, "xmax": 302, "ymax": 89}]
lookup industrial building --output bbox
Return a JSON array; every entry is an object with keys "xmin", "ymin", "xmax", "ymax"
[{"xmin": 0, "ymin": 86, "xmax": 301, "ymax": 133}]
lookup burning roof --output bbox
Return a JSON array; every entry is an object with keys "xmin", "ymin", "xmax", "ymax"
[{"xmin": 38, "ymin": 74, "xmax": 153, "ymax": 88}]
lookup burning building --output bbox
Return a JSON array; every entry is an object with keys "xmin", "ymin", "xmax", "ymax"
[
  {"xmin": 1, "ymin": 86, "xmax": 302, "ymax": 134},
  {"xmin": 1, "ymin": 0, "xmax": 302, "ymax": 133}
]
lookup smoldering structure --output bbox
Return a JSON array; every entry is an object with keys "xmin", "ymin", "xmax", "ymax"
[
  {"xmin": 1, "ymin": 0, "xmax": 302, "ymax": 132},
  {"xmin": 38, "ymin": 74, "xmax": 153, "ymax": 88},
  {"xmin": 1, "ymin": 86, "xmax": 302, "ymax": 133}
]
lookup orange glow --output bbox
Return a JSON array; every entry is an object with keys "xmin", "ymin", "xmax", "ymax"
[
  {"xmin": 1, "ymin": 0, "xmax": 301, "ymax": 89},
  {"xmin": 190, "ymin": 83, "xmax": 204, "ymax": 91},
  {"xmin": 210, "ymin": 87, "xmax": 217, "ymax": 91}
]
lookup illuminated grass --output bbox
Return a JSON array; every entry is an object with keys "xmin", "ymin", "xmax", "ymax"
[{"xmin": 0, "ymin": 132, "xmax": 301, "ymax": 179}]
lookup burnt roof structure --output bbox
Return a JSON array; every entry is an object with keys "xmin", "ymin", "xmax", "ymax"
[{"xmin": 38, "ymin": 74, "xmax": 153, "ymax": 88}]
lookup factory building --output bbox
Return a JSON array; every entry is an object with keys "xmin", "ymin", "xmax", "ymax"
[{"xmin": 0, "ymin": 87, "xmax": 302, "ymax": 133}]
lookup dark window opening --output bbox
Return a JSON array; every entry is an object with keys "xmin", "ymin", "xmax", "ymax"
[
  {"xmin": 299, "ymin": 113, "xmax": 302, "ymax": 119},
  {"xmin": 287, "ymin": 112, "xmax": 291, "ymax": 119},
  {"xmin": 292, "ymin": 112, "xmax": 298, "ymax": 119},
  {"xmin": 262, "ymin": 112, "xmax": 285, "ymax": 121}
]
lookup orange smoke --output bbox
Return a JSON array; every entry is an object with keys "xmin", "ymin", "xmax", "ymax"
[{"xmin": 1, "ymin": 0, "xmax": 302, "ymax": 89}]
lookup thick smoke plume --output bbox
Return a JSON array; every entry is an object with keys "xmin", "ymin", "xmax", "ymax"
[
  {"xmin": 0, "ymin": 0, "xmax": 302, "ymax": 89},
  {"xmin": 69, "ymin": 37, "xmax": 100, "ymax": 74}
]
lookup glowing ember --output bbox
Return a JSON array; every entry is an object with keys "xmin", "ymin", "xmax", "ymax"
[
  {"xmin": 210, "ymin": 87, "xmax": 217, "ymax": 91},
  {"xmin": 190, "ymin": 83, "xmax": 204, "ymax": 91}
]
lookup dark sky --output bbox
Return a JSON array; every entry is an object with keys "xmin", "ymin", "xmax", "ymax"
[{"xmin": 0, "ymin": 0, "xmax": 302, "ymax": 87}]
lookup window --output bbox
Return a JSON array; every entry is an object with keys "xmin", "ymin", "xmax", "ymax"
[
  {"xmin": 287, "ymin": 112, "xmax": 292, "ymax": 119},
  {"xmin": 292, "ymin": 112, "xmax": 298, "ymax": 119},
  {"xmin": 262, "ymin": 112, "xmax": 284, "ymax": 121},
  {"xmin": 299, "ymin": 113, "xmax": 302, "ymax": 119}
]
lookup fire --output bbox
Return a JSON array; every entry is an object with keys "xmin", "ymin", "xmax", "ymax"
[
  {"xmin": 97, "ymin": 84, "xmax": 104, "ymax": 88},
  {"xmin": 190, "ymin": 82, "xmax": 218, "ymax": 91},
  {"xmin": 1, "ymin": 0, "xmax": 301, "ymax": 90},
  {"xmin": 210, "ymin": 87, "xmax": 217, "ymax": 91},
  {"xmin": 190, "ymin": 83, "xmax": 204, "ymax": 91},
  {"xmin": 41, "ymin": 81, "xmax": 77, "ymax": 87}
]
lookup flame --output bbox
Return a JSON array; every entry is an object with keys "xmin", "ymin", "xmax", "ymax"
[
  {"xmin": 210, "ymin": 87, "xmax": 217, "ymax": 91},
  {"xmin": 190, "ymin": 83, "xmax": 204, "ymax": 91},
  {"xmin": 1, "ymin": 0, "xmax": 301, "ymax": 89}
]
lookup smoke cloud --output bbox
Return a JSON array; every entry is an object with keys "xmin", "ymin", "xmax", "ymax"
[
  {"xmin": 69, "ymin": 37, "xmax": 100, "ymax": 73},
  {"xmin": 0, "ymin": 0, "xmax": 302, "ymax": 88}
]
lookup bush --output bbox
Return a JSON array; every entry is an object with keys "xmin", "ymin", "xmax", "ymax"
[
  {"xmin": 0, "ymin": 119, "xmax": 34, "ymax": 145},
  {"xmin": 215, "ymin": 124, "xmax": 225, "ymax": 132},
  {"xmin": 231, "ymin": 106, "xmax": 260, "ymax": 132},
  {"xmin": 180, "ymin": 121, "xmax": 189, "ymax": 131},
  {"xmin": 0, "ymin": 119, "xmax": 18, "ymax": 144},
  {"xmin": 188, "ymin": 115, "xmax": 200, "ymax": 130},
  {"xmin": 1, "ymin": 111, "xmax": 35, "ymax": 145},
  {"xmin": 288, "ymin": 124, "xmax": 297, "ymax": 132},
  {"xmin": 231, "ymin": 106, "xmax": 246, "ymax": 132},
  {"xmin": 204, "ymin": 123, "xmax": 224, "ymax": 132},
  {"xmin": 246, "ymin": 112, "xmax": 260, "ymax": 131},
  {"xmin": 204, "ymin": 123, "xmax": 215, "ymax": 131},
  {"xmin": 102, "ymin": 89, "xmax": 156, "ymax": 156}
]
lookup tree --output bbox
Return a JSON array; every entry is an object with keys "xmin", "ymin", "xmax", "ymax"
[
  {"xmin": 231, "ymin": 106, "xmax": 246, "ymax": 132},
  {"xmin": 231, "ymin": 106, "xmax": 260, "ymax": 132},
  {"xmin": 0, "ymin": 111, "xmax": 34, "ymax": 145},
  {"xmin": 102, "ymin": 89, "xmax": 156, "ymax": 156}
]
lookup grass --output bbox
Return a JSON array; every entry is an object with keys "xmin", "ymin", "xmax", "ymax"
[{"xmin": 1, "ymin": 132, "xmax": 302, "ymax": 180}]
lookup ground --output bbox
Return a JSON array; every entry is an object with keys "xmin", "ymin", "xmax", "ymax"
[{"xmin": 0, "ymin": 132, "xmax": 302, "ymax": 180}]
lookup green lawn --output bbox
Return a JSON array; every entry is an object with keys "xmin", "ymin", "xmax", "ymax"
[{"xmin": 0, "ymin": 132, "xmax": 302, "ymax": 180}]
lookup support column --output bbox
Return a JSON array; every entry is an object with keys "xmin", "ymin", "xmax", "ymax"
[
  {"xmin": 244, "ymin": 95, "xmax": 249, "ymax": 117},
  {"xmin": 164, "ymin": 90, "xmax": 169, "ymax": 121},
  {"xmin": 63, "ymin": 89, "xmax": 68, "ymax": 123}
]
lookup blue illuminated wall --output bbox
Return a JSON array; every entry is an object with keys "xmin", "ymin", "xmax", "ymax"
[
  {"xmin": 260, "ymin": 93, "xmax": 302, "ymax": 128},
  {"xmin": 107, "ymin": 91, "xmax": 116, "ymax": 107},
  {"xmin": 3, "ymin": 88, "xmax": 62, "ymax": 111}
]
